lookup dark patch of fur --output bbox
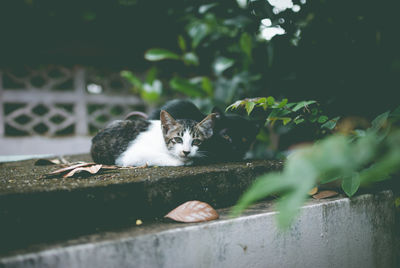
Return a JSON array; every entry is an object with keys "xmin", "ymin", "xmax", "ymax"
[
  {"xmin": 149, "ymin": 100, "xmax": 204, "ymax": 122},
  {"xmin": 91, "ymin": 118, "xmax": 150, "ymax": 164},
  {"xmin": 207, "ymin": 111, "xmax": 259, "ymax": 161}
]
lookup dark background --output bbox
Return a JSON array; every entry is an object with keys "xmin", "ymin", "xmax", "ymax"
[{"xmin": 1, "ymin": 0, "xmax": 399, "ymax": 118}]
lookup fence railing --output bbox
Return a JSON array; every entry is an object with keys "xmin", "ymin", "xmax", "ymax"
[{"xmin": 0, "ymin": 65, "xmax": 145, "ymax": 155}]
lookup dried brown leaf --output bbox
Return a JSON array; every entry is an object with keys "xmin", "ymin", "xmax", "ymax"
[
  {"xmin": 100, "ymin": 165, "xmax": 120, "ymax": 170},
  {"xmin": 49, "ymin": 162, "xmax": 95, "ymax": 175},
  {"xmin": 308, "ymin": 187, "xmax": 318, "ymax": 196},
  {"xmin": 63, "ymin": 164, "xmax": 103, "ymax": 178},
  {"xmin": 312, "ymin": 190, "xmax": 339, "ymax": 199},
  {"xmin": 165, "ymin": 201, "xmax": 219, "ymax": 223}
]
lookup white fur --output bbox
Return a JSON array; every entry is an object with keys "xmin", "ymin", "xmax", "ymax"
[
  {"xmin": 115, "ymin": 121, "xmax": 190, "ymax": 167},
  {"xmin": 115, "ymin": 120, "xmax": 198, "ymax": 166}
]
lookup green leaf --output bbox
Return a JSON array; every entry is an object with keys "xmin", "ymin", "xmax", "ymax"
[
  {"xmin": 292, "ymin": 100, "xmax": 317, "ymax": 112},
  {"xmin": 317, "ymin": 115, "xmax": 329, "ymax": 123},
  {"xmin": 226, "ymin": 100, "xmax": 244, "ymax": 111},
  {"xmin": 245, "ymin": 101, "xmax": 256, "ymax": 115},
  {"xmin": 294, "ymin": 117, "xmax": 305, "ymax": 124},
  {"xmin": 266, "ymin": 96, "xmax": 275, "ymax": 106},
  {"xmin": 178, "ymin": 35, "xmax": 186, "ymax": 52},
  {"xmin": 145, "ymin": 67, "xmax": 157, "ymax": 84},
  {"xmin": 276, "ymin": 183, "xmax": 310, "ymax": 228},
  {"xmin": 319, "ymin": 175, "xmax": 342, "ymax": 184},
  {"xmin": 321, "ymin": 116, "xmax": 340, "ymax": 130},
  {"xmin": 254, "ymin": 98, "xmax": 268, "ymax": 110},
  {"xmin": 213, "ymin": 57, "xmax": 234, "ymax": 75},
  {"xmin": 285, "ymin": 103, "xmax": 297, "ymax": 108},
  {"xmin": 268, "ymin": 117, "xmax": 292, "ymax": 126},
  {"xmin": 144, "ymin": 49, "xmax": 180, "ymax": 61},
  {"xmin": 255, "ymin": 97, "xmax": 267, "ymax": 104},
  {"xmin": 141, "ymin": 80, "xmax": 162, "ymax": 103},
  {"xmin": 390, "ymin": 105, "xmax": 400, "ymax": 119},
  {"xmin": 311, "ymin": 108, "xmax": 318, "ymax": 116},
  {"xmin": 261, "ymin": 103, "xmax": 268, "ymax": 110},
  {"xmin": 277, "ymin": 98, "xmax": 288, "ymax": 108},
  {"xmin": 182, "ymin": 52, "xmax": 199, "ymax": 66},
  {"xmin": 395, "ymin": 197, "xmax": 400, "ymax": 208},
  {"xmin": 239, "ymin": 32, "xmax": 252, "ymax": 59},
  {"xmin": 201, "ymin": 77, "xmax": 213, "ymax": 97},
  {"xmin": 187, "ymin": 21, "xmax": 209, "ymax": 49},
  {"xmin": 170, "ymin": 77, "xmax": 205, "ymax": 97},
  {"xmin": 309, "ymin": 115, "xmax": 318, "ymax": 123},
  {"xmin": 268, "ymin": 108, "xmax": 292, "ymax": 118},
  {"xmin": 120, "ymin": 70, "xmax": 142, "ymax": 88},
  {"xmin": 341, "ymin": 173, "xmax": 360, "ymax": 197},
  {"xmin": 266, "ymin": 117, "xmax": 277, "ymax": 126},
  {"xmin": 282, "ymin": 117, "xmax": 292, "ymax": 125},
  {"xmin": 371, "ymin": 111, "xmax": 390, "ymax": 131},
  {"xmin": 256, "ymin": 128, "xmax": 269, "ymax": 142},
  {"xmin": 198, "ymin": 3, "xmax": 218, "ymax": 14},
  {"xmin": 230, "ymin": 173, "xmax": 293, "ymax": 217},
  {"xmin": 276, "ymin": 156, "xmax": 317, "ymax": 227}
]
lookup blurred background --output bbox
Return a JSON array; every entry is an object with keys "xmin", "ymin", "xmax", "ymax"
[{"xmin": 0, "ymin": 0, "xmax": 399, "ymax": 158}]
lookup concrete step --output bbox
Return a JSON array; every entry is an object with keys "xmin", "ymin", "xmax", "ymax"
[
  {"xmin": 0, "ymin": 155, "xmax": 282, "ymax": 254},
  {"xmin": 0, "ymin": 191, "xmax": 396, "ymax": 268}
]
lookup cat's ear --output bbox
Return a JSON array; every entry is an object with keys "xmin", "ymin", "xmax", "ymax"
[
  {"xmin": 160, "ymin": 110, "xmax": 178, "ymax": 135},
  {"xmin": 211, "ymin": 107, "xmax": 224, "ymax": 119},
  {"xmin": 197, "ymin": 113, "xmax": 217, "ymax": 138}
]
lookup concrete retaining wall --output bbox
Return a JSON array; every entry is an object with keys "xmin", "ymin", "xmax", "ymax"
[{"xmin": 1, "ymin": 191, "xmax": 395, "ymax": 268}]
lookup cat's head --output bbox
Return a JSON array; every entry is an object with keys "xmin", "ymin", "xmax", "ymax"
[{"xmin": 160, "ymin": 110, "xmax": 217, "ymax": 163}]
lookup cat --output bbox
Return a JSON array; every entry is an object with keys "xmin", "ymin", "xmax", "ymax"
[
  {"xmin": 91, "ymin": 110, "xmax": 216, "ymax": 166},
  {"xmin": 149, "ymin": 99, "xmax": 259, "ymax": 162}
]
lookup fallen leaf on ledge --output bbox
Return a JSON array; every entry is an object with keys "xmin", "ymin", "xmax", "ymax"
[
  {"xmin": 312, "ymin": 190, "xmax": 339, "ymax": 199},
  {"xmin": 43, "ymin": 162, "xmax": 149, "ymax": 178},
  {"xmin": 165, "ymin": 201, "xmax": 219, "ymax": 223},
  {"xmin": 100, "ymin": 165, "xmax": 120, "ymax": 170},
  {"xmin": 48, "ymin": 162, "xmax": 96, "ymax": 175},
  {"xmin": 63, "ymin": 164, "xmax": 103, "ymax": 178},
  {"xmin": 308, "ymin": 187, "xmax": 318, "ymax": 196}
]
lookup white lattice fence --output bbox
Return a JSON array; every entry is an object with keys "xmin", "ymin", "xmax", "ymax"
[{"xmin": 0, "ymin": 65, "xmax": 145, "ymax": 156}]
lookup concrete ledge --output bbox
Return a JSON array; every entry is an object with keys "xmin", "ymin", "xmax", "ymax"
[
  {"xmin": 0, "ymin": 191, "xmax": 395, "ymax": 268},
  {"xmin": 0, "ymin": 156, "xmax": 282, "ymax": 254}
]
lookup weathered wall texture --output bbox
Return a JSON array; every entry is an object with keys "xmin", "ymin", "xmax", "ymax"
[{"xmin": 0, "ymin": 191, "xmax": 395, "ymax": 268}]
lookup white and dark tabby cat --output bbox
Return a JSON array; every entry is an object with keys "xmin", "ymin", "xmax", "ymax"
[
  {"xmin": 149, "ymin": 100, "xmax": 259, "ymax": 162},
  {"xmin": 91, "ymin": 110, "xmax": 216, "ymax": 166}
]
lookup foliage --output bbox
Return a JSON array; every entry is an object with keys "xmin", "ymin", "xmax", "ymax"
[
  {"xmin": 2, "ymin": 0, "xmax": 399, "ymax": 119},
  {"xmin": 121, "ymin": 68, "xmax": 162, "ymax": 104},
  {"xmin": 225, "ymin": 96, "xmax": 340, "ymax": 158},
  {"xmin": 121, "ymin": 1, "xmax": 264, "ymax": 111},
  {"xmin": 226, "ymin": 96, "xmax": 339, "ymax": 129},
  {"xmin": 231, "ymin": 107, "xmax": 400, "ymax": 228}
]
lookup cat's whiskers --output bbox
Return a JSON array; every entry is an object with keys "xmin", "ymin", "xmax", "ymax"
[{"xmin": 195, "ymin": 150, "xmax": 209, "ymax": 158}]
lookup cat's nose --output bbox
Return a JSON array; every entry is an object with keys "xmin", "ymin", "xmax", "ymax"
[{"xmin": 182, "ymin": 151, "xmax": 190, "ymax": 156}]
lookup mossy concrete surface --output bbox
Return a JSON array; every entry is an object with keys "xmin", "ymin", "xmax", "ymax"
[{"xmin": 0, "ymin": 155, "xmax": 282, "ymax": 255}]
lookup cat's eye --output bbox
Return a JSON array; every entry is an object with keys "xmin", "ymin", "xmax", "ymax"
[
  {"xmin": 192, "ymin": 139, "xmax": 202, "ymax": 146},
  {"xmin": 173, "ymin": 137, "xmax": 183, "ymax": 143},
  {"xmin": 242, "ymin": 137, "xmax": 247, "ymax": 143}
]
